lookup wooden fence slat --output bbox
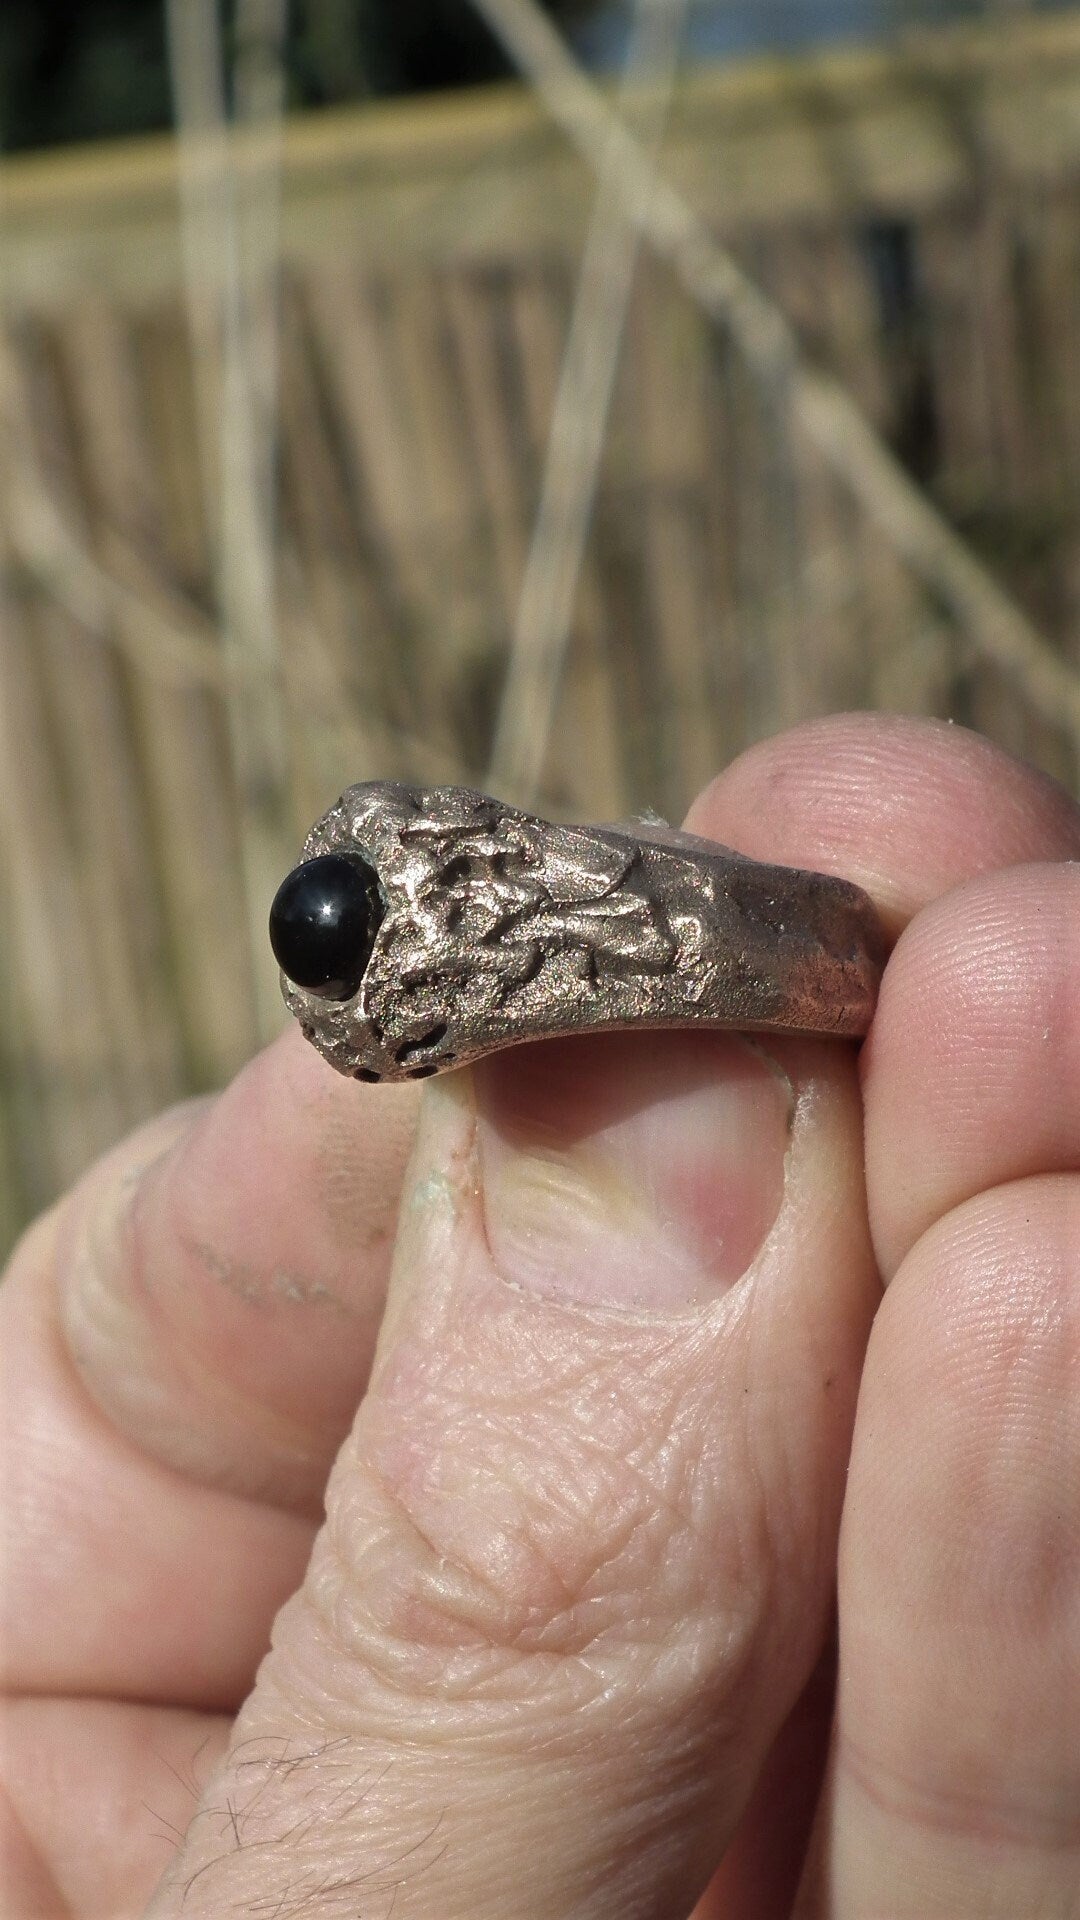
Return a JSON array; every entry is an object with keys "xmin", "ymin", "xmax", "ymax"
[
  {"xmin": 302, "ymin": 266, "xmax": 454, "ymax": 747},
  {"xmin": 9, "ymin": 325, "xmax": 176, "ymax": 1126},
  {"xmin": 626, "ymin": 265, "xmax": 719, "ymax": 816},
  {"xmin": 61, "ymin": 299, "xmax": 257, "ymax": 1088},
  {"xmin": 506, "ymin": 262, "xmax": 624, "ymax": 818},
  {"xmin": 4, "ymin": 18, "xmax": 1080, "ymax": 1252},
  {"xmin": 0, "ymin": 552, "xmax": 127, "ymax": 1203}
]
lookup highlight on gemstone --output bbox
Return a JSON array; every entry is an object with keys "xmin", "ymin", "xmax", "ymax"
[{"xmin": 269, "ymin": 852, "xmax": 383, "ymax": 1001}]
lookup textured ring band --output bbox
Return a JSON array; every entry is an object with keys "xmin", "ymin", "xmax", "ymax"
[{"xmin": 270, "ymin": 782, "xmax": 886, "ymax": 1084}]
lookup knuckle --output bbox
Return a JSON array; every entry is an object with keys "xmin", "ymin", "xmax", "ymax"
[{"xmin": 290, "ymin": 1310, "xmax": 760, "ymax": 1738}]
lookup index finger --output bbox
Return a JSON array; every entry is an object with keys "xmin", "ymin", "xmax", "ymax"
[
  {"xmin": 1, "ymin": 1034, "xmax": 418, "ymax": 1706},
  {"xmin": 685, "ymin": 712, "xmax": 1080, "ymax": 937}
]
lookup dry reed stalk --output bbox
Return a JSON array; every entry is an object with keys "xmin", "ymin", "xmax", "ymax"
[
  {"xmin": 135, "ymin": 305, "xmax": 214, "ymax": 593},
  {"xmin": 276, "ymin": 281, "xmax": 390, "ymax": 812},
  {"xmin": 64, "ymin": 298, "xmax": 256, "ymax": 1088},
  {"xmin": 1024, "ymin": 193, "xmax": 1080, "ymax": 714},
  {"xmin": 487, "ymin": 0, "xmax": 687, "ymax": 802},
  {"xmin": 845, "ymin": 456, "xmax": 954, "ymax": 719},
  {"xmin": 6, "ymin": 323, "xmax": 176, "ymax": 1129},
  {"xmin": 389, "ymin": 267, "xmax": 503, "ymax": 751},
  {"xmin": 470, "ymin": 0, "xmax": 1080, "ymax": 755},
  {"xmin": 769, "ymin": 225, "xmax": 888, "ymax": 430},
  {"xmin": 5, "ymin": 430, "xmax": 471, "ymax": 808},
  {"xmin": 915, "ymin": 208, "xmax": 996, "ymax": 510},
  {"xmin": 695, "ymin": 327, "xmax": 747, "ymax": 773},
  {"xmin": 3, "ymin": 322, "xmax": 456, "ymax": 811},
  {"xmin": 167, "ymin": 0, "xmax": 291, "ymax": 1050},
  {"xmin": 442, "ymin": 268, "xmax": 532, "ymax": 644},
  {"xmin": 507, "ymin": 265, "xmax": 624, "ymax": 818},
  {"xmin": 627, "ymin": 265, "xmax": 718, "ymax": 813},
  {"xmin": 281, "ymin": 272, "xmax": 511, "ymax": 792},
  {"xmin": 1023, "ymin": 195, "xmax": 1080, "ymax": 508},
  {"xmin": 758, "ymin": 372, "xmax": 806, "ymax": 736},
  {"xmin": 50, "ymin": 302, "xmax": 192, "ymax": 1104},
  {"xmin": 444, "ymin": 257, "xmax": 623, "ymax": 795},
  {"xmin": 712, "ymin": 298, "xmax": 802, "ymax": 739},
  {"xmin": 5, "ymin": 466, "xmax": 232, "ymax": 693},
  {"xmin": 276, "ymin": 593, "xmax": 369, "ymax": 827},
  {"xmin": 301, "ymin": 267, "xmax": 452, "ymax": 745},
  {"xmin": 0, "ymin": 524, "xmax": 126, "ymax": 1202},
  {"xmin": 164, "ymin": 0, "xmax": 227, "ymax": 537},
  {"xmin": 288, "ymin": 275, "xmax": 419, "ymax": 743},
  {"xmin": 975, "ymin": 200, "xmax": 1040, "ymax": 514},
  {"xmin": 762, "ymin": 226, "xmax": 895, "ymax": 721},
  {"xmin": 698, "ymin": 326, "xmax": 751, "ymax": 748},
  {"xmin": 781, "ymin": 419, "xmax": 864, "ymax": 719},
  {"xmin": 0, "ymin": 907, "xmax": 26, "ymax": 1255},
  {"xmin": 916, "ymin": 205, "xmax": 1068, "ymax": 771}
]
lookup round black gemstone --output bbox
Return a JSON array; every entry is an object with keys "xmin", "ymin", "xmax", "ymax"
[{"xmin": 269, "ymin": 853, "xmax": 383, "ymax": 1001}]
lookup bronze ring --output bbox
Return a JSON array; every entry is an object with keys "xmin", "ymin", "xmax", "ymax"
[{"xmin": 269, "ymin": 782, "xmax": 886, "ymax": 1084}]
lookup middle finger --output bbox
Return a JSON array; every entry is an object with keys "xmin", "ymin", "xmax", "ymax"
[{"xmin": 1, "ymin": 1032, "xmax": 417, "ymax": 1706}]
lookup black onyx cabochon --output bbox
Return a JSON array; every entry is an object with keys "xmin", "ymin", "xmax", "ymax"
[{"xmin": 269, "ymin": 853, "xmax": 383, "ymax": 1001}]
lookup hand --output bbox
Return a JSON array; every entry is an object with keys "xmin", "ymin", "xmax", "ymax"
[{"xmin": 3, "ymin": 713, "xmax": 1079, "ymax": 1920}]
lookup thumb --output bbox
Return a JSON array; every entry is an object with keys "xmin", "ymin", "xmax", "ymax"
[{"xmin": 148, "ymin": 1029, "xmax": 875, "ymax": 1919}]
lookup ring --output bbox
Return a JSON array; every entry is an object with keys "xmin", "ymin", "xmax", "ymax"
[{"xmin": 269, "ymin": 782, "xmax": 886, "ymax": 1083}]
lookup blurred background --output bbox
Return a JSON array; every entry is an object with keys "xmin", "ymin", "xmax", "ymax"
[{"xmin": 2, "ymin": 0, "xmax": 1080, "ymax": 1255}]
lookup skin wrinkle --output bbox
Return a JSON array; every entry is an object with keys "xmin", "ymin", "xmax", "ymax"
[
  {"xmin": 859, "ymin": 868, "xmax": 1080, "ymax": 1292},
  {"xmin": 282, "ymin": 1359, "xmax": 760, "ymax": 1751},
  {"xmin": 230, "ymin": 1637, "xmax": 730, "ymax": 1920},
  {"xmin": 6, "ymin": 1268, "xmax": 312, "ymax": 1710},
  {"xmin": 823, "ymin": 1176, "xmax": 1080, "ymax": 1917},
  {"xmin": 343, "ymin": 1419, "xmax": 699, "ymax": 1665},
  {"xmin": 48, "ymin": 1031, "xmax": 421, "ymax": 1521},
  {"xmin": 834, "ymin": 1734, "xmax": 1080, "ymax": 1854},
  {"xmin": 311, "ymin": 1080, "xmax": 418, "ymax": 1255},
  {"xmin": 880, "ymin": 872, "xmax": 1079, "ymax": 1087},
  {"xmin": 862, "ymin": 1192, "xmax": 1080, "ymax": 1629},
  {"xmin": 185, "ymin": 1236, "xmax": 360, "ymax": 1318},
  {"xmin": 179, "ymin": 1667, "xmax": 584, "ymax": 1917},
  {"xmin": 309, "ymin": 1034, "xmax": 852, "ymax": 1777},
  {"xmin": 362, "ymin": 1318, "xmax": 736, "ymax": 1639},
  {"xmin": 61, "ymin": 1205, "xmax": 335, "ymax": 1497}
]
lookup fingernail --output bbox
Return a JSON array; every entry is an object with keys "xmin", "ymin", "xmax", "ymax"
[{"xmin": 475, "ymin": 1032, "xmax": 791, "ymax": 1310}]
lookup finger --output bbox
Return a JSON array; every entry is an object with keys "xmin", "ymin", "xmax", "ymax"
[
  {"xmin": 689, "ymin": 1640, "xmax": 836, "ymax": 1920},
  {"xmin": 0, "ymin": 1031, "xmax": 418, "ymax": 1705},
  {"xmin": 0, "ymin": 1698, "xmax": 230, "ymax": 1918},
  {"xmin": 802, "ymin": 1176, "xmax": 1080, "ymax": 1918},
  {"xmin": 12, "ymin": 714, "xmax": 1074, "ymax": 1711},
  {"xmin": 684, "ymin": 714, "xmax": 1080, "ymax": 1917},
  {"xmin": 57, "ymin": 1029, "xmax": 418, "ymax": 1506},
  {"xmin": 685, "ymin": 712, "xmax": 1080, "ymax": 935},
  {"xmin": 0, "ymin": 1220, "xmax": 313, "ymax": 1709},
  {"xmin": 147, "ymin": 1025, "xmax": 877, "ymax": 1919},
  {"xmin": 863, "ymin": 862, "xmax": 1080, "ymax": 1276},
  {"xmin": 798, "ymin": 850, "xmax": 1080, "ymax": 1917}
]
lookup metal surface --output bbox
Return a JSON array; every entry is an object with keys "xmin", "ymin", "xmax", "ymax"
[{"xmin": 277, "ymin": 782, "xmax": 886, "ymax": 1082}]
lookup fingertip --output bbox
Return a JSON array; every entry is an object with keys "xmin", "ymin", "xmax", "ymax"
[
  {"xmin": 823, "ymin": 1176, "xmax": 1080, "ymax": 1912},
  {"xmin": 686, "ymin": 714, "xmax": 1080, "ymax": 935},
  {"xmin": 862, "ymin": 861, "xmax": 1080, "ymax": 1278}
]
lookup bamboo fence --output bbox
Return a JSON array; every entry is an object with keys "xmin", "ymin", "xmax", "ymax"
[{"xmin": 3, "ymin": 11, "xmax": 1080, "ymax": 1248}]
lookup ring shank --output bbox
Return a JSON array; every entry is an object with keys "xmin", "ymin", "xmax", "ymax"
[{"xmin": 279, "ymin": 785, "xmax": 885, "ymax": 1082}]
